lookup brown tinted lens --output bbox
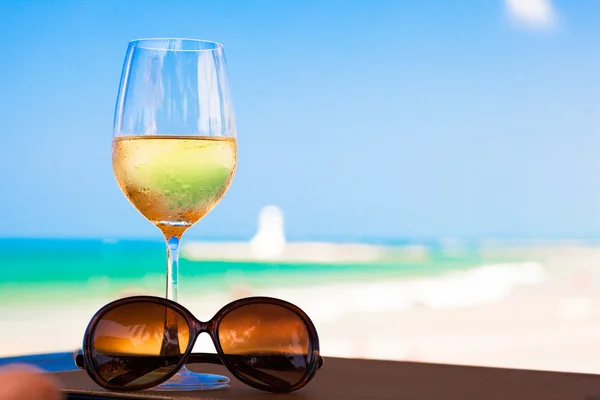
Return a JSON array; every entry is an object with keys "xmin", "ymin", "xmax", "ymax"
[
  {"xmin": 90, "ymin": 301, "xmax": 190, "ymax": 388},
  {"xmin": 218, "ymin": 303, "xmax": 312, "ymax": 389}
]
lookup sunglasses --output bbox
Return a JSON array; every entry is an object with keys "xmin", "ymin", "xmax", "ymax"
[{"xmin": 74, "ymin": 295, "xmax": 323, "ymax": 393}]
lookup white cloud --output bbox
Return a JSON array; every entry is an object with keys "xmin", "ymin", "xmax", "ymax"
[{"xmin": 504, "ymin": 0, "xmax": 557, "ymax": 30}]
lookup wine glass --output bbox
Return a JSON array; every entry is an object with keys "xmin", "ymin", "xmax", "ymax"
[{"xmin": 111, "ymin": 38, "xmax": 237, "ymax": 391}]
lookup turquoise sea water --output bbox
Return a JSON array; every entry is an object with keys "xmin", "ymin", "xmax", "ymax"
[{"xmin": 0, "ymin": 238, "xmax": 525, "ymax": 305}]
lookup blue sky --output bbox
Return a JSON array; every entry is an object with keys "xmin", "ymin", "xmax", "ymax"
[{"xmin": 1, "ymin": 0, "xmax": 599, "ymax": 240}]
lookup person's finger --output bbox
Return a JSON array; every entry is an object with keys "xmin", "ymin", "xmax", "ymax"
[{"xmin": 0, "ymin": 364, "xmax": 62, "ymax": 400}]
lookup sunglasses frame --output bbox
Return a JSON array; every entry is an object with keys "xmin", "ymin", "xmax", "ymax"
[{"xmin": 79, "ymin": 295, "xmax": 322, "ymax": 393}]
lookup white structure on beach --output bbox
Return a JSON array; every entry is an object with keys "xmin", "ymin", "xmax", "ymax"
[{"xmin": 249, "ymin": 205, "xmax": 286, "ymax": 259}]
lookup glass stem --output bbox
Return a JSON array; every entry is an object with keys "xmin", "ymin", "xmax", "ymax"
[{"xmin": 165, "ymin": 235, "xmax": 181, "ymax": 302}]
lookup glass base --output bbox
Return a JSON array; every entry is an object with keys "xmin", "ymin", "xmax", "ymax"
[{"xmin": 155, "ymin": 366, "xmax": 230, "ymax": 391}]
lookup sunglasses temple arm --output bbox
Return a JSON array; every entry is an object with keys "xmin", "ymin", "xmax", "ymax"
[
  {"xmin": 73, "ymin": 351, "xmax": 84, "ymax": 370},
  {"xmin": 188, "ymin": 353, "xmax": 324, "ymax": 368},
  {"xmin": 74, "ymin": 351, "xmax": 323, "ymax": 369},
  {"xmin": 318, "ymin": 355, "xmax": 324, "ymax": 369},
  {"xmin": 73, "ymin": 351, "xmax": 319, "ymax": 389},
  {"xmin": 185, "ymin": 352, "xmax": 222, "ymax": 365}
]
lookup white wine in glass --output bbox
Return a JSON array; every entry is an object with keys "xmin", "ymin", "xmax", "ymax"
[
  {"xmin": 111, "ymin": 38, "xmax": 237, "ymax": 391},
  {"xmin": 113, "ymin": 135, "xmax": 236, "ymax": 238}
]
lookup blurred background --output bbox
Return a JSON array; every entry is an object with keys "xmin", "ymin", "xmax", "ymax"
[{"xmin": 2, "ymin": 0, "xmax": 600, "ymax": 374}]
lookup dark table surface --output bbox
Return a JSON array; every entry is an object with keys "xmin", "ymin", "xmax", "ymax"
[{"xmin": 3, "ymin": 352, "xmax": 600, "ymax": 400}]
